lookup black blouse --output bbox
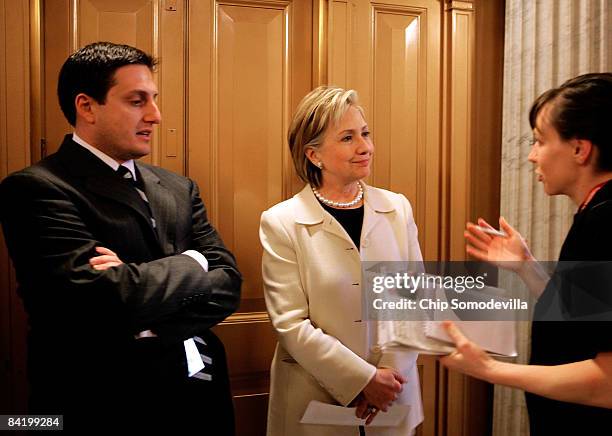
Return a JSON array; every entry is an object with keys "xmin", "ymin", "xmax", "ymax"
[
  {"xmin": 526, "ymin": 179, "xmax": 612, "ymax": 435},
  {"xmin": 320, "ymin": 202, "xmax": 364, "ymax": 250}
]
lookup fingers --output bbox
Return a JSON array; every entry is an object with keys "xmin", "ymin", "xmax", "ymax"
[
  {"xmin": 363, "ymin": 368, "xmax": 404, "ymax": 411},
  {"xmin": 92, "ymin": 264, "xmax": 121, "ymax": 271},
  {"xmin": 355, "ymin": 400, "xmax": 368, "ymax": 419},
  {"xmin": 89, "ymin": 255, "xmax": 119, "ymax": 265},
  {"xmin": 90, "ymin": 260, "xmax": 122, "ymax": 270},
  {"xmin": 439, "ymin": 354, "xmax": 454, "ymax": 368},
  {"xmin": 465, "ymin": 222, "xmax": 494, "ymax": 245},
  {"xmin": 95, "ymin": 246, "xmax": 118, "ymax": 256},
  {"xmin": 90, "ymin": 246, "xmax": 123, "ymax": 270},
  {"xmin": 499, "ymin": 216, "xmax": 516, "ymax": 237},
  {"xmin": 465, "ymin": 244, "xmax": 489, "ymax": 262},
  {"xmin": 356, "ymin": 398, "xmax": 382, "ymax": 425},
  {"xmin": 387, "ymin": 370, "xmax": 404, "ymax": 399},
  {"xmin": 392, "ymin": 381, "xmax": 402, "ymax": 397},
  {"xmin": 365, "ymin": 408, "xmax": 379, "ymax": 426},
  {"xmin": 465, "ymin": 230, "xmax": 491, "ymax": 252},
  {"xmin": 475, "ymin": 217, "xmax": 491, "ymax": 228},
  {"xmin": 442, "ymin": 321, "xmax": 468, "ymax": 346},
  {"xmin": 90, "ymin": 256, "xmax": 122, "ymax": 270},
  {"xmin": 392, "ymin": 370, "xmax": 407, "ymax": 385}
]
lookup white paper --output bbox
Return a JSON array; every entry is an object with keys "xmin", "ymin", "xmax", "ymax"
[
  {"xmin": 299, "ymin": 400, "xmax": 410, "ymax": 427},
  {"xmin": 425, "ymin": 320, "xmax": 517, "ymax": 357},
  {"xmin": 375, "ymin": 285, "xmax": 517, "ymax": 357},
  {"xmin": 183, "ymin": 338, "xmax": 205, "ymax": 376}
]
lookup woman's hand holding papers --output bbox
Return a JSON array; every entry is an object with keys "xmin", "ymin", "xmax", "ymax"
[
  {"xmin": 362, "ymin": 368, "xmax": 406, "ymax": 411},
  {"xmin": 354, "ymin": 368, "xmax": 406, "ymax": 425},
  {"xmin": 354, "ymin": 395, "xmax": 380, "ymax": 425},
  {"xmin": 439, "ymin": 321, "xmax": 497, "ymax": 382},
  {"xmin": 440, "ymin": 322, "xmax": 612, "ymax": 408}
]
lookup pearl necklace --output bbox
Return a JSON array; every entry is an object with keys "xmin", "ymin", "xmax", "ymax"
[{"xmin": 312, "ymin": 182, "xmax": 364, "ymax": 208}]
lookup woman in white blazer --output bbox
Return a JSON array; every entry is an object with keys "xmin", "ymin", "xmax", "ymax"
[{"xmin": 260, "ymin": 86, "xmax": 424, "ymax": 435}]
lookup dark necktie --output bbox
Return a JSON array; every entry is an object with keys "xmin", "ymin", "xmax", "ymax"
[
  {"xmin": 116, "ymin": 165, "xmax": 156, "ymax": 228},
  {"xmin": 117, "ymin": 165, "xmax": 144, "ymax": 192}
]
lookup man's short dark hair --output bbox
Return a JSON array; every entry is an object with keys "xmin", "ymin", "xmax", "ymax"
[
  {"xmin": 529, "ymin": 73, "xmax": 612, "ymax": 171},
  {"xmin": 57, "ymin": 41, "xmax": 157, "ymax": 126}
]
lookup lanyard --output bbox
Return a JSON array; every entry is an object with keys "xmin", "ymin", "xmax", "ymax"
[{"xmin": 578, "ymin": 181, "xmax": 609, "ymax": 212}]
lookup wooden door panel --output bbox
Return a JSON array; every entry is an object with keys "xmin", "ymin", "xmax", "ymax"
[
  {"xmin": 216, "ymin": 3, "xmax": 287, "ymax": 301},
  {"xmin": 371, "ymin": 4, "xmax": 441, "ymax": 262},
  {"xmin": 372, "ymin": 10, "xmax": 421, "ymax": 220},
  {"xmin": 79, "ymin": 0, "xmax": 155, "ymax": 50},
  {"xmin": 327, "ymin": 0, "xmax": 352, "ymax": 87},
  {"xmin": 189, "ymin": 0, "xmax": 311, "ymax": 308}
]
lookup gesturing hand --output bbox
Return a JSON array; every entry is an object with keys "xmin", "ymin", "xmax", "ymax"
[
  {"xmin": 439, "ymin": 321, "xmax": 495, "ymax": 381},
  {"xmin": 89, "ymin": 246, "xmax": 123, "ymax": 270},
  {"xmin": 362, "ymin": 368, "xmax": 406, "ymax": 412},
  {"xmin": 464, "ymin": 217, "xmax": 534, "ymax": 271}
]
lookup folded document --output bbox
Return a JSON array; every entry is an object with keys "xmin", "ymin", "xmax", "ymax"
[
  {"xmin": 300, "ymin": 400, "xmax": 410, "ymax": 427},
  {"xmin": 376, "ymin": 319, "xmax": 517, "ymax": 357}
]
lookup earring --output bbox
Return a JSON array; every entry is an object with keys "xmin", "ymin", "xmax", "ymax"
[{"xmin": 316, "ymin": 162, "xmax": 324, "ymax": 169}]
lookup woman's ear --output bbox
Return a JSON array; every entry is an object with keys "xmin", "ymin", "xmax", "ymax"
[
  {"xmin": 305, "ymin": 147, "xmax": 319, "ymax": 166},
  {"xmin": 573, "ymin": 138, "xmax": 594, "ymax": 166},
  {"xmin": 75, "ymin": 93, "xmax": 96, "ymax": 124}
]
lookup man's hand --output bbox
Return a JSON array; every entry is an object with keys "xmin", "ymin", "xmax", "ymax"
[
  {"xmin": 89, "ymin": 246, "xmax": 123, "ymax": 270},
  {"xmin": 89, "ymin": 247, "xmax": 156, "ymax": 339},
  {"xmin": 362, "ymin": 368, "xmax": 406, "ymax": 412}
]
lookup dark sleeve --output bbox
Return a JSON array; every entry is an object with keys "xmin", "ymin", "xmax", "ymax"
[
  {"xmin": 0, "ymin": 172, "xmax": 241, "ymax": 338},
  {"xmin": 151, "ymin": 179, "xmax": 242, "ymax": 338}
]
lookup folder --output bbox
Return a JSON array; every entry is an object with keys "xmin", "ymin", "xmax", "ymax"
[{"xmin": 300, "ymin": 400, "xmax": 410, "ymax": 427}]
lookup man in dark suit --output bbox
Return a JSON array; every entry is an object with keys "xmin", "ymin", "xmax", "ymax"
[{"xmin": 0, "ymin": 42, "xmax": 241, "ymax": 433}]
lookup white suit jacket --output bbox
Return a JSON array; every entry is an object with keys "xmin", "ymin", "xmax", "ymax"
[{"xmin": 260, "ymin": 183, "xmax": 424, "ymax": 435}]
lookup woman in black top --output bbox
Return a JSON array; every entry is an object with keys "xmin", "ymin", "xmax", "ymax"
[{"xmin": 440, "ymin": 73, "xmax": 612, "ymax": 435}]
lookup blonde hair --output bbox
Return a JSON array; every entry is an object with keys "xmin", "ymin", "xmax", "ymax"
[{"xmin": 288, "ymin": 86, "xmax": 363, "ymax": 188}]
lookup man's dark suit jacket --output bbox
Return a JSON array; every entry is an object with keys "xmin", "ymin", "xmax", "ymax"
[{"xmin": 0, "ymin": 135, "xmax": 241, "ymax": 432}]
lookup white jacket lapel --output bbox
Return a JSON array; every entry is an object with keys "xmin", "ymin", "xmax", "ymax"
[
  {"xmin": 293, "ymin": 185, "xmax": 354, "ymax": 246},
  {"xmin": 361, "ymin": 184, "xmax": 397, "ymax": 243}
]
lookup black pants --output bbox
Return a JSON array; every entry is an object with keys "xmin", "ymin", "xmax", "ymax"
[{"xmin": 29, "ymin": 332, "xmax": 234, "ymax": 435}]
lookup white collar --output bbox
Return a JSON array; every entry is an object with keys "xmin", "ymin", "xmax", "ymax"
[
  {"xmin": 72, "ymin": 132, "xmax": 137, "ymax": 180},
  {"xmin": 293, "ymin": 182, "xmax": 396, "ymax": 225}
]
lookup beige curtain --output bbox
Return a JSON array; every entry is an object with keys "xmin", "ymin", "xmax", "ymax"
[{"xmin": 495, "ymin": 1, "xmax": 612, "ymax": 435}]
